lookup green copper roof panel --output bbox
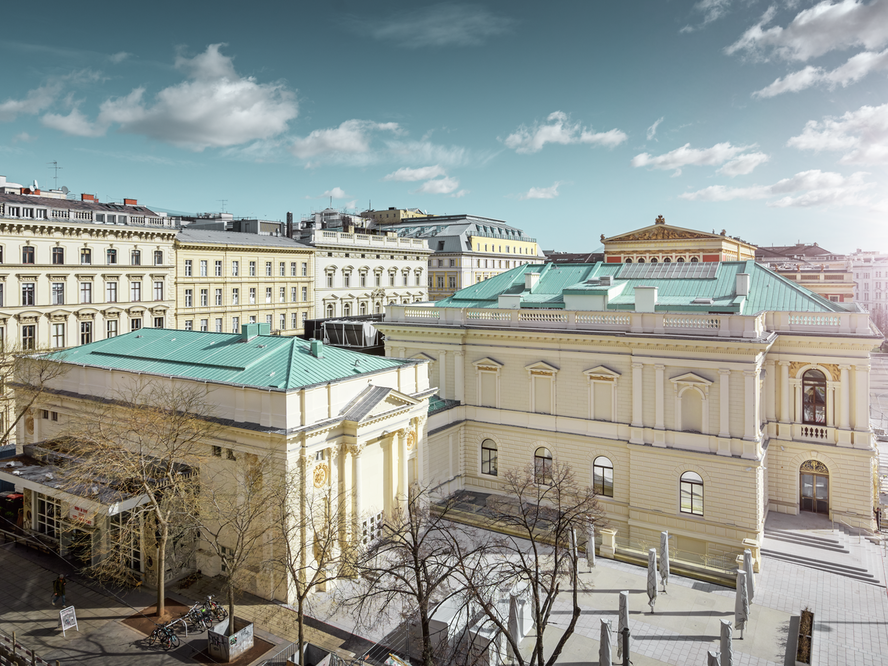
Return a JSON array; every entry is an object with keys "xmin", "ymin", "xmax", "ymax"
[{"xmin": 55, "ymin": 328, "xmax": 407, "ymax": 390}]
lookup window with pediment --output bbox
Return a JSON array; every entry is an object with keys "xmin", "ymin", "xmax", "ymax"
[
  {"xmin": 526, "ymin": 361, "xmax": 558, "ymax": 414},
  {"xmin": 473, "ymin": 358, "xmax": 503, "ymax": 408},
  {"xmin": 584, "ymin": 366, "xmax": 620, "ymax": 422}
]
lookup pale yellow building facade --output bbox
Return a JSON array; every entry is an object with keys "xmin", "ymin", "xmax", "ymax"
[{"xmin": 174, "ymin": 229, "xmax": 316, "ymax": 336}]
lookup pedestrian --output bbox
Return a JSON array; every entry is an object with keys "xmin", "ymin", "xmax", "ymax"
[{"xmin": 51, "ymin": 574, "xmax": 67, "ymax": 607}]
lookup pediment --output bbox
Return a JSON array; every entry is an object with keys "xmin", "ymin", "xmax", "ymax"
[
  {"xmin": 473, "ymin": 356, "xmax": 503, "ymax": 370},
  {"xmin": 669, "ymin": 372, "xmax": 713, "ymax": 386},
  {"xmin": 411, "ymin": 352, "xmax": 437, "ymax": 362},
  {"xmin": 525, "ymin": 360, "xmax": 559, "ymax": 374},
  {"xmin": 339, "ymin": 384, "xmax": 420, "ymax": 423},
  {"xmin": 583, "ymin": 365, "xmax": 621, "ymax": 381},
  {"xmin": 605, "ymin": 224, "xmax": 722, "ymax": 244}
]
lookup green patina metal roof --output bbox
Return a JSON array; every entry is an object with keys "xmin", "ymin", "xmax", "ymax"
[
  {"xmin": 436, "ymin": 261, "xmax": 844, "ymax": 315},
  {"xmin": 53, "ymin": 326, "xmax": 409, "ymax": 390}
]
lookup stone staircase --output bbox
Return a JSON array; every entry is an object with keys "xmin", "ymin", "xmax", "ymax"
[{"xmin": 761, "ymin": 513, "xmax": 886, "ymax": 586}]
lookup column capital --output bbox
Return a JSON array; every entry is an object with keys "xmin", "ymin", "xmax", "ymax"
[
  {"xmin": 718, "ymin": 368, "xmax": 732, "ymax": 376},
  {"xmin": 839, "ymin": 364, "xmax": 852, "ymax": 371},
  {"xmin": 654, "ymin": 364, "xmax": 666, "ymax": 371},
  {"xmin": 743, "ymin": 369, "xmax": 758, "ymax": 377},
  {"xmin": 778, "ymin": 360, "xmax": 791, "ymax": 367},
  {"xmin": 631, "ymin": 361, "xmax": 644, "ymax": 370},
  {"xmin": 453, "ymin": 350, "xmax": 464, "ymax": 358},
  {"xmin": 854, "ymin": 364, "xmax": 870, "ymax": 372}
]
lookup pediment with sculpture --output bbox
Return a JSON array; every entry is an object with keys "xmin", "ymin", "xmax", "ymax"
[{"xmin": 604, "ymin": 224, "xmax": 721, "ymax": 243}]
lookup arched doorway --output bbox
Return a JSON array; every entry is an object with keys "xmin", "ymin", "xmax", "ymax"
[{"xmin": 800, "ymin": 460, "xmax": 829, "ymax": 514}]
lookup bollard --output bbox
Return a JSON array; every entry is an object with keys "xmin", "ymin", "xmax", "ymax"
[
  {"xmin": 621, "ymin": 626, "xmax": 630, "ymax": 666},
  {"xmin": 12, "ymin": 631, "xmax": 16, "ymax": 656},
  {"xmin": 31, "ymin": 648, "xmax": 36, "ymax": 665}
]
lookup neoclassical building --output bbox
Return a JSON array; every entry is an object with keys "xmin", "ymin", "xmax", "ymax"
[
  {"xmin": 2, "ymin": 324, "xmax": 433, "ymax": 600},
  {"xmin": 378, "ymin": 260, "xmax": 880, "ymax": 569}
]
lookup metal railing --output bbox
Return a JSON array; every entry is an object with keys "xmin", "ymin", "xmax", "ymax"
[{"xmin": 613, "ymin": 534, "xmax": 738, "ymax": 576}]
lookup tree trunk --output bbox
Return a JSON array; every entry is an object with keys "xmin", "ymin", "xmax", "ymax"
[
  {"xmin": 228, "ymin": 582, "xmax": 236, "ymax": 636},
  {"xmin": 297, "ymin": 596, "xmax": 305, "ymax": 666},
  {"xmin": 419, "ymin": 599, "xmax": 434, "ymax": 666},
  {"xmin": 156, "ymin": 526, "xmax": 167, "ymax": 619}
]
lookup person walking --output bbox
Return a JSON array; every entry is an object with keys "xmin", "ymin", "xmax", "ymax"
[{"xmin": 51, "ymin": 574, "xmax": 67, "ymax": 607}]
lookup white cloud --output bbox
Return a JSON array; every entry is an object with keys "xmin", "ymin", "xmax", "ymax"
[
  {"xmin": 504, "ymin": 111, "xmax": 627, "ymax": 154},
  {"xmin": 646, "ymin": 117, "xmax": 665, "ymax": 141},
  {"xmin": 11, "ymin": 131, "xmax": 36, "ymax": 143},
  {"xmin": 680, "ymin": 0, "xmax": 733, "ymax": 33},
  {"xmin": 290, "ymin": 119, "xmax": 400, "ymax": 161},
  {"xmin": 360, "ymin": 4, "xmax": 515, "ymax": 48},
  {"xmin": 518, "ymin": 182, "xmax": 561, "ymax": 200},
  {"xmin": 384, "ymin": 165, "xmax": 447, "ymax": 182},
  {"xmin": 385, "ymin": 140, "xmax": 473, "ymax": 167},
  {"xmin": 323, "ymin": 187, "xmax": 350, "ymax": 199},
  {"xmin": 632, "ymin": 142, "xmax": 767, "ymax": 176},
  {"xmin": 416, "ymin": 177, "xmax": 459, "ymax": 194},
  {"xmin": 787, "ymin": 102, "xmax": 888, "ymax": 164},
  {"xmin": 727, "ymin": 0, "xmax": 888, "ymax": 62},
  {"xmin": 41, "ymin": 44, "xmax": 298, "ymax": 151},
  {"xmin": 717, "ymin": 151, "xmax": 770, "ymax": 176},
  {"xmin": 109, "ymin": 51, "xmax": 131, "ymax": 64},
  {"xmin": 753, "ymin": 47, "xmax": 888, "ymax": 97},
  {"xmin": 0, "ymin": 81, "xmax": 61, "ymax": 122},
  {"xmin": 450, "ymin": 189, "xmax": 469, "ymax": 198},
  {"xmin": 680, "ymin": 169, "xmax": 873, "ymax": 207}
]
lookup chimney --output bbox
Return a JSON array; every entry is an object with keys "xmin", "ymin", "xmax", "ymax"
[
  {"xmin": 310, "ymin": 339, "xmax": 324, "ymax": 358},
  {"xmin": 124, "ymin": 198, "xmax": 137, "ymax": 206},
  {"xmin": 81, "ymin": 194, "xmax": 95, "ymax": 202},
  {"xmin": 525, "ymin": 272, "xmax": 540, "ymax": 291},
  {"xmin": 634, "ymin": 286, "xmax": 658, "ymax": 312},
  {"xmin": 736, "ymin": 273, "xmax": 750, "ymax": 296}
]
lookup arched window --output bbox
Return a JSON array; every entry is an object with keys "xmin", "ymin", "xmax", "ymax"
[
  {"xmin": 676, "ymin": 257, "xmax": 685, "ymax": 263},
  {"xmin": 802, "ymin": 369, "xmax": 827, "ymax": 425},
  {"xmin": 325, "ymin": 303, "xmax": 334, "ymax": 318},
  {"xmin": 680, "ymin": 472, "xmax": 703, "ymax": 515},
  {"xmin": 359, "ymin": 302, "xmax": 367, "ymax": 315},
  {"xmin": 663, "ymin": 257, "xmax": 672, "ymax": 263},
  {"xmin": 481, "ymin": 439, "xmax": 497, "ymax": 476},
  {"xmin": 593, "ymin": 456, "xmax": 613, "ymax": 497},
  {"xmin": 343, "ymin": 302, "xmax": 351, "ymax": 316},
  {"xmin": 690, "ymin": 257, "xmax": 699, "ymax": 263},
  {"xmin": 534, "ymin": 447, "xmax": 553, "ymax": 485},
  {"xmin": 650, "ymin": 258, "xmax": 659, "ymax": 264},
  {"xmin": 625, "ymin": 258, "xmax": 633, "ymax": 264},
  {"xmin": 637, "ymin": 258, "xmax": 646, "ymax": 263}
]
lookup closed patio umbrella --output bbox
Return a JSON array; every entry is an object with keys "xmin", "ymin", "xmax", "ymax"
[
  {"xmin": 586, "ymin": 521, "xmax": 596, "ymax": 569},
  {"xmin": 646, "ymin": 548, "xmax": 658, "ymax": 613},
  {"xmin": 617, "ymin": 590, "xmax": 629, "ymax": 660},
  {"xmin": 507, "ymin": 590, "xmax": 520, "ymax": 661},
  {"xmin": 735, "ymin": 570, "xmax": 749, "ymax": 639},
  {"xmin": 599, "ymin": 619, "xmax": 613, "ymax": 666},
  {"xmin": 719, "ymin": 619, "xmax": 733, "ymax": 666},
  {"xmin": 659, "ymin": 531, "xmax": 670, "ymax": 593},
  {"xmin": 743, "ymin": 549, "xmax": 755, "ymax": 603},
  {"xmin": 708, "ymin": 649, "xmax": 720, "ymax": 666}
]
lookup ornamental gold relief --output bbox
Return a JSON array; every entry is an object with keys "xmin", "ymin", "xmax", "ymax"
[{"xmin": 313, "ymin": 463, "xmax": 329, "ymax": 488}]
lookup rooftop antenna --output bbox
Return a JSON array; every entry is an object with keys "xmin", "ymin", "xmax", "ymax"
[
  {"xmin": 47, "ymin": 161, "xmax": 62, "ymax": 189},
  {"xmin": 218, "ymin": 199, "xmax": 228, "ymax": 213}
]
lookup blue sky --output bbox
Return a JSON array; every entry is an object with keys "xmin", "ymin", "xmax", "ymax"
[{"xmin": 1, "ymin": 0, "xmax": 886, "ymax": 253}]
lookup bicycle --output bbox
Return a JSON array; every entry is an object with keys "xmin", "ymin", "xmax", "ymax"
[
  {"xmin": 185, "ymin": 602, "xmax": 213, "ymax": 632},
  {"xmin": 203, "ymin": 595, "xmax": 228, "ymax": 622},
  {"xmin": 147, "ymin": 622, "xmax": 181, "ymax": 651}
]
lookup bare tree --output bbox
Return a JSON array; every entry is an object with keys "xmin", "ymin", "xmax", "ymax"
[
  {"xmin": 60, "ymin": 380, "xmax": 215, "ymax": 620},
  {"xmin": 458, "ymin": 461, "xmax": 603, "ymax": 666},
  {"xmin": 269, "ymin": 454, "xmax": 349, "ymax": 666},
  {"xmin": 5, "ymin": 344, "xmax": 70, "ymax": 446},
  {"xmin": 199, "ymin": 451, "xmax": 277, "ymax": 633},
  {"xmin": 342, "ymin": 489, "xmax": 474, "ymax": 666}
]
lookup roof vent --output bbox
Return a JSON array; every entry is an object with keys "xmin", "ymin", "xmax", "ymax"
[
  {"xmin": 692, "ymin": 297, "xmax": 714, "ymax": 305},
  {"xmin": 525, "ymin": 272, "xmax": 540, "ymax": 291},
  {"xmin": 600, "ymin": 275, "xmax": 613, "ymax": 286},
  {"xmin": 310, "ymin": 339, "xmax": 324, "ymax": 358},
  {"xmin": 634, "ymin": 285, "xmax": 658, "ymax": 313},
  {"xmin": 736, "ymin": 273, "xmax": 750, "ymax": 296}
]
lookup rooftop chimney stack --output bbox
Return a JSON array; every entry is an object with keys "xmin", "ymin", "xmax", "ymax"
[
  {"xmin": 525, "ymin": 272, "xmax": 540, "ymax": 291},
  {"xmin": 736, "ymin": 273, "xmax": 750, "ymax": 296},
  {"xmin": 635, "ymin": 286, "xmax": 658, "ymax": 313}
]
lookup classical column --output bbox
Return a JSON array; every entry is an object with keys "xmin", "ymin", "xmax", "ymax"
[
  {"xmin": 654, "ymin": 365, "xmax": 665, "ymax": 430},
  {"xmin": 454, "ymin": 351, "xmax": 465, "ymax": 403},
  {"xmin": 439, "ymin": 350, "xmax": 447, "ymax": 400},
  {"xmin": 631, "ymin": 362, "xmax": 644, "ymax": 428},
  {"xmin": 839, "ymin": 365, "xmax": 851, "ymax": 429},
  {"xmin": 399, "ymin": 429, "xmax": 409, "ymax": 506},
  {"xmin": 854, "ymin": 364, "xmax": 870, "ymax": 432},
  {"xmin": 764, "ymin": 362, "xmax": 776, "ymax": 422},
  {"xmin": 743, "ymin": 370, "xmax": 757, "ymax": 440},
  {"xmin": 778, "ymin": 361, "xmax": 790, "ymax": 423},
  {"xmin": 718, "ymin": 369, "xmax": 731, "ymax": 438},
  {"xmin": 352, "ymin": 444, "xmax": 363, "ymax": 543}
]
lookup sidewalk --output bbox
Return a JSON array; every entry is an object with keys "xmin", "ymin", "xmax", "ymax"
[{"xmin": 0, "ymin": 541, "xmax": 284, "ymax": 665}]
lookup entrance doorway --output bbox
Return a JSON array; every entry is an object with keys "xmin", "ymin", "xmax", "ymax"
[{"xmin": 800, "ymin": 460, "xmax": 829, "ymax": 514}]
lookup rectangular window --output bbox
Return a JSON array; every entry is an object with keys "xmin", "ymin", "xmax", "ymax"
[
  {"xmin": 130, "ymin": 318, "xmax": 142, "ymax": 331},
  {"xmin": 279, "ymin": 313, "xmax": 286, "ymax": 330},
  {"xmin": 200, "ymin": 319, "xmax": 208, "ymax": 332},
  {"xmin": 232, "ymin": 261, "xmax": 239, "ymax": 276},
  {"xmin": 279, "ymin": 286, "xmax": 285, "ymax": 303},
  {"xmin": 184, "ymin": 259, "xmax": 192, "ymax": 276},
  {"xmin": 200, "ymin": 260, "xmax": 207, "ymax": 277},
  {"xmin": 279, "ymin": 262, "xmax": 286, "ymax": 277},
  {"xmin": 301, "ymin": 286, "xmax": 307, "ymax": 301},
  {"xmin": 106, "ymin": 249, "xmax": 117, "ymax": 265},
  {"xmin": 35, "ymin": 493, "xmax": 61, "ymax": 538},
  {"xmin": 52, "ymin": 323, "xmax": 65, "ymax": 348},
  {"xmin": 21, "ymin": 325, "xmax": 36, "ymax": 350},
  {"xmin": 326, "ymin": 274, "xmax": 333, "ymax": 288},
  {"xmin": 302, "ymin": 311, "xmax": 307, "ymax": 324},
  {"xmin": 131, "ymin": 250, "xmax": 141, "ymax": 266},
  {"xmin": 51, "ymin": 283, "xmax": 64, "ymax": 305},
  {"xmin": 375, "ymin": 274, "xmax": 381, "ymax": 287},
  {"xmin": 154, "ymin": 281, "xmax": 163, "ymax": 301},
  {"xmin": 106, "ymin": 281, "xmax": 117, "ymax": 303},
  {"xmin": 200, "ymin": 288, "xmax": 208, "ymax": 307},
  {"xmin": 154, "ymin": 317, "xmax": 164, "ymax": 328},
  {"xmin": 266, "ymin": 314, "xmax": 273, "ymax": 326},
  {"xmin": 249, "ymin": 261, "xmax": 256, "ymax": 276},
  {"xmin": 22, "ymin": 246, "xmax": 35, "ymax": 264},
  {"xmin": 344, "ymin": 274, "xmax": 350, "ymax": 288},
  {"xmin": 291, "ymin": 287, "xmax": 297, "ymax": 302},
  {"xmin": 249, "ymin": 315, "xmax": 256, "ymax": 324},
  {"xmin": 265, "ymin": 287, "xmax": 272, "ymax": 303},
  {"xmin": 215, "ymin": 260, "xmax": 222, "ymax": 277},
  {"xmin": 52, "ymin": 247, "xmax": 64, "ymax": 265},
  {"xmin": 184, "ymin": 289, "xmax": 193, "ymax": 307},
  {"xmin": 232, "ymin": 288, "xmax": 239, "ymax": 305},
  {"xmin": 448, "ymin": 276, "xmax": 456, "ymax": 289},
  {"xmin": 249, "ymin": 288, "xmax": 256, "ymax": 304},
  {"xmin": 389, "ymin": 274, "xmax": 395, "ymax": 287},
  {"xmin": 680, "ymin": 478, "xmax": 704, "ymax": 516},
  {"xmin": 215, "ymin": 318, "xmax": 222, "ymax": 332},
  {"xmin": 154, "ymin": 250, "xmax": 163, "ymax": 265},
  {"xmin": 481, "ymin": 441, "xmax": 497, "ymax": 476},
  {"xmin": 232, "ymin": 316, "xmax": 239, "ymax": 333},
  {"xmin": 184, "ymin": 320, "xmax": 193, "ymax": 331},
  {"xmin": 265, "ymin": 261, "xmax": 272, "ymax": 277},
  {"xmin": 106, "ymin": 319, "xmax": 118, "ymax": 338},
  {"xmin": 291, "ymin": 262, "xmax": 297, "ymax": 276},
  {"xmin": 81, "ymin": 248, "xmax": 91, "ymax": 265},
  {"xmin": 22, "ymin": 282, "xmax": 36, "ymax": 306},
  {"xmin": 301, "ymin": 262, "xmax": 308, "ymax": 277},
  {"xmin": 130, "ymin": 281, "xmax": 141, "ymax": 302},
  {"xmin": 215, "ymin": 288, "xmax": 222, "ymax": 305},
  {"xmin": 416, "ymin": 273, "xmax": 421, "ymax": 286},
  {"xmin": 436, "ymin": 276, "xmax": 444, "ymax": 289},
  {"xmin": 80, "ymin": 321, "xmax": 93, "ymax": 344},
  {"xmin": 0, "ymin": 284, "xmax": 4, "ymax": 307},
  {"xmin": 291, "ymin": 312, "xmax": 298, "ymax": 329},
  {"xmin": 360, "ymin": 274, "xmax": 367, "ymax": 287}
]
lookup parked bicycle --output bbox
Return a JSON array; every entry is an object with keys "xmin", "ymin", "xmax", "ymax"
[
  {"xmin": 203, "ymin": 595, "xmax": 228, "ymax": 622},
  {"xmin": 184, "ymin": 601, "xmax": 214, "ymax": 632},
  {"xmin": 147, "ymin": 622, "xmax": 181, "ymax": 651}
]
